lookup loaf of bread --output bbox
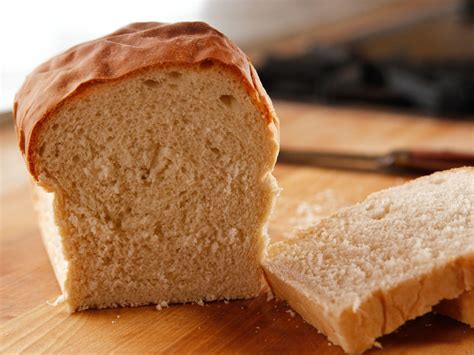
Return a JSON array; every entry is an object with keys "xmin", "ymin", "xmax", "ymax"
[
  {"xmin": 14, "ymin": 22, "xmax": 279, "ymax": 312},
  {"xmin": 263, "ymin": 168, "xmax": 474, "ymax": 353}
]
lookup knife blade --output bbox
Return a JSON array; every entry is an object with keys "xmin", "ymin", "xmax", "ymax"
[{"xmin": 277, "ymin": 149, "xmax": 474, "ymax": 174}]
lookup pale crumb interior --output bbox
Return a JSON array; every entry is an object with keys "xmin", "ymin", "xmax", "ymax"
[
  {"xmin": 36, "ymin": 65, "xmax": 278, "ymax": 310},
  {"xmin": 266, "ymin": 170, "xmax": 474, "ymax": 312}
]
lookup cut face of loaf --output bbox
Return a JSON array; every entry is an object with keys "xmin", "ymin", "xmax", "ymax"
[
  {"xmin": 15, "ymin": 23, "xmax": 279, "ymax": 312},
  {"xmin": 263, "ymin": 168, "xmax": 474, "ymax": 354}
]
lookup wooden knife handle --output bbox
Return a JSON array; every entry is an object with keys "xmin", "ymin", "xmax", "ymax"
[{"xmin": 388, "ymin": 150, "xmax": 474, "ymax": 173}]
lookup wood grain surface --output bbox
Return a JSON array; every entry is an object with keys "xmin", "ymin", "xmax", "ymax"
[{"xmin": 1, "ymin": 101, "xmax": 473, "ymax": 353}]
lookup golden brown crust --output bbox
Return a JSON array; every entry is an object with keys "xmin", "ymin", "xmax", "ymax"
[{"xmin": 14, "ymin": 21, "xmax": 278, "ymax": 179}]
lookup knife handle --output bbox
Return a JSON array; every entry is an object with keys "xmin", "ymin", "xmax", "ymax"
[{"xmin": 386, "ymin": 150, "xmax": 474, "ymax": 173}]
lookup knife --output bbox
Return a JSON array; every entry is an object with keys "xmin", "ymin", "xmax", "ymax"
[{"xmin": 277, "ymin": 149, "xmax": 474, "ymax": 174}]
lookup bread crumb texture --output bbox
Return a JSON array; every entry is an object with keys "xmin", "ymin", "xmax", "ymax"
[{"xmin": 264, "ymin": 168, "xmax": 474, "ymax": 353}]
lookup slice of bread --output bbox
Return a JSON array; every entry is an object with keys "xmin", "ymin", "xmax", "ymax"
[
  {"xmin": 263, "ymin": 168, "xmax": 474, "ymax": 353},
  {"xmin": 14, "ymin": 22, "xmax": 279, "ymax": 312}
]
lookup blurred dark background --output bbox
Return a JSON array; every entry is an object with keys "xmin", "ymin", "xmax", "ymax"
[{"xmin": 255, "ymin": 0, "xmax": 474, "ymax": 117}]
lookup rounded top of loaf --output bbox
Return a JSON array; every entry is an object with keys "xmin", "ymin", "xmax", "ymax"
[{"xmin": 14, "ymin": 21, "xmax": 278, "ymax": 179}]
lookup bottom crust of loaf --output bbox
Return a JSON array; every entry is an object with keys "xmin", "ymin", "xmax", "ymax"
[{"xmin": 73, "ymin": 293, "xmax": 260, "ymax": 312}]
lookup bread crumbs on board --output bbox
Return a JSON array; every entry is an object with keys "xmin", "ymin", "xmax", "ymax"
[
  {"xmin": 266, "ymin": 289, "xmax": 274, "ymax": 302},
  {"xmin": 156, "ymin": 301, "xmax": 169, "ymax": 311}
]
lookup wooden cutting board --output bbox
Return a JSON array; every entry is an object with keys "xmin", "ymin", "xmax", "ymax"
[{"xmin": 1, "ymin": 102, "xmax": 473, "ymax": 354}]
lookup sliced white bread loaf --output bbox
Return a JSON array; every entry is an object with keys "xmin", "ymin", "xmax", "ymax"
[
  {"xmin": 14, "ymin": 22, "xmax": 279, "ymax": 312},
  {"xmin": 263, "ymin": 168, "xmax": 474, "ymax": 353}
]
